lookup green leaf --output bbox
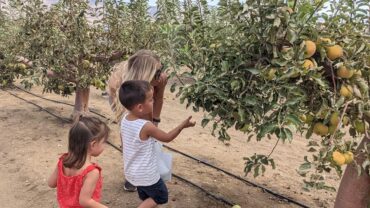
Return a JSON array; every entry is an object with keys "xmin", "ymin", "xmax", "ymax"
[
  {"xmin": 247, "ymin": 134, "xmax": 254, "ymax": 142},
  {"xmin": 238, "ymin": 107, "xmax": 246, "ymax": 122},
  {"xmin": 308, "ymin": 147, "xmax": 316, "ymax": 152},
  {"xmin": 270, "ymin": 159, "xmax": 276, "ymax": 169},
  {"xmin": 300, "ymin": 162, "xmax": 311, "ymax": 170},
  {"xmin": 244, "ymin": 96, "xmax": 258, "ymax": 106},
  {"xmin": 286, "ymin": 114, "xmax": 302, "ymax": 126},
  {"xmin": 170, "ymin": 83, "xmax": 177, "ymax": 93},
  {"xmin": 244, "ymin": 68, "xmax": 260, "ymax": 75},
  {"xmin": 284, "ymin": 128, "xmax": 293, "ymax": 142},
  {"xmin": 311, "ymin": 76, "xmax": 328, "ymax": 88},
  {"xmin": 257, "ymin": 122, "xmax": 276, "ymax": 139},
  {"xmin": 254, "ymin": 164, "xmax": 260, "ymax": 178},
  {"xmin": 306, "ymin": 124, "xmax": 314, "ymax": 139},
  {"xmin": 201, "ymin": 118, "xmax": 210, "ymax": 128},
  {"xmin": 277, "ymin": 128, "xmax": 287, "ymax": 140}
]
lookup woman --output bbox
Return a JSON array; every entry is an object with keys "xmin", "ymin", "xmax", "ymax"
[{"xmin": 107, "ymin": 49, "xmax": 168, "ymax": 192}]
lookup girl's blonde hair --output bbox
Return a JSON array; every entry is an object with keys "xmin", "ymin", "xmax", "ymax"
[{"xmin": 112, "ymin": 50, "xmax": 160, "ymax": 121}]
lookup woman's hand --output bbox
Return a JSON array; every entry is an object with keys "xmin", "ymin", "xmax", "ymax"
[{"xmin": 151, "ymin": 72, "xmax": 168, "ymax": 88}]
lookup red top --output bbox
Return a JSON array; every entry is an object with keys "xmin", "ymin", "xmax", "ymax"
[{"xmin": 57, "ymin": 154, "xmax": 102, "ymax": 208}]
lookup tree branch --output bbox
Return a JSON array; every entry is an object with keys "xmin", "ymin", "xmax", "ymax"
[
  {"xmin": 329, "ymin": 101, "xmax": 352, "ymax": 145},
  {"xmin": 267, "ymin": 138, "xmax": 280, "ymax": 158}
]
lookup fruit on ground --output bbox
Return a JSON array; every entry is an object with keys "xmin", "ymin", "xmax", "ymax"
[
  {"xmin": 344, "ymin": 152, "xmax": 354, "ymax": 164},
  {"xmin": 232, "ymin": 205, "xmax": 241, "ymax": 208},
  {"xmin": 303, "ymin": 59, "xmax": 314, "ymax": 69},
  {"xmin": 340, "ymin": 85, "xmax": 353, "ymax": 98},
  {"xmin": 313, "ymin": 123, "xmax": 329, "ymax": 136},
  {"xmin": 332, "ymin": 151, "xmax": 346, "ymax": 166},
  {"xmin": 354, "ymin": 120, "xmax": 365, "ymax": 134},
  {"xmin": 337, "ymin": 66, "xmax": 353, "ymax": 78},
  {"xmin": 326, "ymin": 45, "xmax": 343, "ymax": 60},
  {"xmin": 305, "ymin": 40, "xmax": 316, "ymax": 58},
  {"xmin": 330, "ymin": 112, "xmax": 340, "ymax": 126}
]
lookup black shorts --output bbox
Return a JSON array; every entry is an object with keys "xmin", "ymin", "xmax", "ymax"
[{"xmin": 137, "ymin": 178, "xmax": 168, "ymax": 204}]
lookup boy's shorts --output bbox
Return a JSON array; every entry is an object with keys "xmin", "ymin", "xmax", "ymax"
[{"xmin": 137, "ymin": 178, "xmax": 168, "ymax": 204}]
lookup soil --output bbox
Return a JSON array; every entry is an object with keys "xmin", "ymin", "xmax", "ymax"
[{"xmin": 0, "ymin": 83, "xmax": 341, "ymax": 208}]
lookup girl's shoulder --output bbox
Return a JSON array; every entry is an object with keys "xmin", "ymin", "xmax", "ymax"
[
  {"xmin": 81, "ymin": 163, "xmax": 102, "ymax": 177},
  {"xmin": 57, "ymin": 154, "xmax": 101, "ymax": 178}
]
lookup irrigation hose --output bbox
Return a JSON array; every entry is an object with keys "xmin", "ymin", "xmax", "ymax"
[
  {"xmin": 13, "ymin": 85, "xmax": 108, "ymax": 119},
  {"xmin": 8, "ymin": 86, "xmax": 310, "ymax": 208},
  {"xmin": 3, "ymin": 89, "xmax": 235, "ymax": 207}
]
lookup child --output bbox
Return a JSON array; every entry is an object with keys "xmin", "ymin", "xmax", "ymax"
[
  {"xmin": 119, "ymin": 80, "xmax": 195, "ymax": 208},
  {"xmin": 48, "ymin": 116, "xmax": 110, "ymax": 208}
]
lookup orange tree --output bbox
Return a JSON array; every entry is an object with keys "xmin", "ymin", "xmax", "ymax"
[
  {"xmin": 1, "ymin": 0, "xmax": 155, "ymax": 118},
  {"xmin": 166, "ymin": 0, "xmax": 370, "ymax": 206}
]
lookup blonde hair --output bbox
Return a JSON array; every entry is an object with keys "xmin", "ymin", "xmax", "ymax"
[{"xmin": 111, "ymin": 50, "xmax": 160, "ymax": 121}]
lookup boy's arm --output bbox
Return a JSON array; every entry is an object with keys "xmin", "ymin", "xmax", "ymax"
[
  {"xmin": 142, "ymin": 116, "xmax": 195, "ymax": 143},
  {"xmin": 79, "ymin": 169, "xmax": 108, "ymax": 208},
  {"xmin": 47, "ymin": 165, "xmax": 58, "ymax": 188}
]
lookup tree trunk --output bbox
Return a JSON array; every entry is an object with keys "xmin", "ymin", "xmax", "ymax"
[
  {"xmin": 335, "ymin": 136, "xmax": 370, "ymax": 208},
  {"xmin": 72, "ymin": 87, "xmax": 90, "ymax": 121}
]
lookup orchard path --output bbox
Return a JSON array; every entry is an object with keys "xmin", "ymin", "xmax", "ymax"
[{"xmin": 0, "ymin": 84, "xmax": 341, "ymax": 207}]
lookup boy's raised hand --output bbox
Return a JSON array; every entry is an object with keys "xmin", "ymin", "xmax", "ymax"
[
  {"xmin": 143, "ymin": 115, "xmax": 196, "ymax": 143},
  {"xmin": 182, "ymin": 116, "xmax": 196, "ymax": 128}
]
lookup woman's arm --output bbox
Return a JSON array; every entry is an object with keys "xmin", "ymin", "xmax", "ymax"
[
  {"xmin": 79, "ymin": 169, "xmax": 108, "ymax": 208},
  {"xmin": 47, "ymin": 165, "xmax": 58, "ymax": 188},
  {"xmin": 152, "ymin": 73, "xmax": 168, "ymax": 122}
]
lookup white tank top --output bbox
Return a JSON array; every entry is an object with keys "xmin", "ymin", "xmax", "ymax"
[{"xmin": 121, "ymin": 115, "xmax": 160, "ymax": 186}]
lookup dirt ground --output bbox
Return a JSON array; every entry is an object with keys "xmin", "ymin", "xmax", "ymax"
[{"xmin": 0, "ymin": 83, "xmax": 341, "ymax": 208}]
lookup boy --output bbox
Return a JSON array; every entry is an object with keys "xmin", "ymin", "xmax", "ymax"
[{"xmin": 119, "ymin": 80, "xmax": 195, "ymax": 208}]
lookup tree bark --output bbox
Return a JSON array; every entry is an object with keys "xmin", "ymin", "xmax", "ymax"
[
  {"xmin": 335, "ymin": 136, "xmax": 370, "ymax": 208},
  {"xmin": 72, "ymin": 87, "xmax": 90, "ymax": 121}
]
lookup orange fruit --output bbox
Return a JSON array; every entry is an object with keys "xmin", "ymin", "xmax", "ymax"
[
  {"xmin": 305, "ymin": 40, "xmax": 316, "ymax": 58},
  {"xmin": 303, "ymin": 59, "xmax": 315, "ymax": 69},
  {"xmin": 326, "ymin": 45, "xmax": 343, "ymax": 60},
  {"xmin": 337, "ymin": 66, "xmax": 353, "ymax": 78},
  {"xmin": 313, "ymin": 123, "xmax": 329, "ymax": 136},
  {"xmin": 332, "ymin": 151, "xmax": 346, "ymax": 166}
]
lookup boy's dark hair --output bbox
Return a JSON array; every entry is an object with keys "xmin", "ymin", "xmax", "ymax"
[
  {"xmin": 119, "ymin": 80, "xmax": 152, "ymax": 110},
  {"xmin": 63, "ymin": 116, "xmax": 110, "ymax": 169}
]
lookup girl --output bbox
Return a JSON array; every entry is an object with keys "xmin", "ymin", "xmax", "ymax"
[{"xmin": 48, "ymin": 116, "xmax": 110, "ymax": 208}]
